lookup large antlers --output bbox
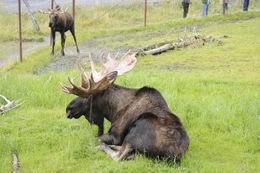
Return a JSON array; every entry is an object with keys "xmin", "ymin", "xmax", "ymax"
[
  {"xmin": 39, "ymin": 5, "xmax": 67, "ymax": 14},
  {"xmin": 61, "ymin": 51, "xmax": 137, "ymax": 97}
]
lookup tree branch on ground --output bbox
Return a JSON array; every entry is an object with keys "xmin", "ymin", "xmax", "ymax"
[
  {"xmin": 0, "ymin": 95, "xmax": 23, "ymax": 115},
  {"xmin": 138, "ymin": 34, "xmax": 224, "ymax": 55}
]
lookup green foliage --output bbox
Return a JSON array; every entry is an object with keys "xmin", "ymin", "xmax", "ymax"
[{"xmin": 0, "ymin": 4, "xmax": 260, "ymax": 173}]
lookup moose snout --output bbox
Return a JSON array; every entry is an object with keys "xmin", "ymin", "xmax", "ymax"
[
  {"xmin": 66, "ymin": 111, "xmax": 73, "ymax": 119},
  {"xmin": 49, "ymin": 22, "xmax": 53, "ymax": 28}
]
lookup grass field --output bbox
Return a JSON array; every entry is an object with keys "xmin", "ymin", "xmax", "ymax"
[{"xmin": 0, "ymin": 2, "xmax": 260, "ymax": 173}]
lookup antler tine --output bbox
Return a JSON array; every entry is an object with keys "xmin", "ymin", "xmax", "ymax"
[
  {"xmin": 60, "ymin": 77, "xmax": 90, "ymax": 97},
  {"xmin": 114, "ymin": 52, "xmax": 120, "ymax": 59},
  {"xmin": 120, "ymin": 49, "xmax": 132, "ymax": 59},
  {"xmin": 98, "ymin": 51, "xmax": 137, "ymax": 76},
  {"xmin": 102, "ymin": 53, "xmax": 118, "ymax": 72},
  {"xmin": 38, "ymin": 9, "xmax": 51, "ymax": 14},
  {"xmin": 77, "ymin": 62, "xmax": 90, "ymax": 89},
  {"xmin": 115, "ymin": 52, "xmax": 137, "ymax": 75},
  {"xmin": 89, "ymin": 53, "xmax": 103, "ymax": 82},
  {"xmin": 60, "ymin": 82, "xmax": 71, "ymax": 94}
]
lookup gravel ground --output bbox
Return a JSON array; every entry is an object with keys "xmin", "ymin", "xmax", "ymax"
[{"xmin": 33, "ymin": 36, "xmax": 137, "ymax": 75}]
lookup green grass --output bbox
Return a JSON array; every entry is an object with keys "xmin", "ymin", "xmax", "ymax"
[
  {"xmin": 1, "ymin": 0, "xmax": 260, "ymax": 43},
  {"xmin": 0, "ymin": 4, "xmax": 260, "ymax": 173}
]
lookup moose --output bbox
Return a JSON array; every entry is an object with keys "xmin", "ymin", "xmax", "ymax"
[
  {"xmin": 62, "ymin": 52, "xmax": 189, "ymax": 161},
  {"xmin": 40, "ymin": 5, "xmax": 79, "ymax": 56}
]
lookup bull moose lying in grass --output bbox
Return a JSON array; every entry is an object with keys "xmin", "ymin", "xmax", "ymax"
[{"xmin": 62, "ymin": 52, "xmax": 189, "ymax": 161}]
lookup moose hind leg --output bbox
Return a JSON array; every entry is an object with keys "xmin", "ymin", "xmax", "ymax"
[
  {"xmin": 60, "ymin": 32, "xmax": 66, "ymax": 56},
  {"xmin": 98, "ymin": 143, "xmax": 120, "ymax": 161},
  {"xmin": 98, "ymin": 143, "xmax": 134, "ymax": 161},
  {"xmin": 70, "ymin": 26, "xmax": 79, "ymax": 53},
  {"xmin": 115, "ymin": 144, "xmax": 134, "ymax": 161},
  {"xmin": 108, "ymin": 145, "xmax": 122, "ymax": 151},
  {"xmin": 51, "ymin": 31, "xmax": 56, "ymax": 55}
]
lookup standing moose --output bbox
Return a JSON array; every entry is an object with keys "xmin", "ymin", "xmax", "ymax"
[
  {"xmin": 61, "ymin": 52, "xmax": 189, "ymax": 161},
  {"xmin": 40, "ymin": 5, "xmax": 79, "ymax": 56}
]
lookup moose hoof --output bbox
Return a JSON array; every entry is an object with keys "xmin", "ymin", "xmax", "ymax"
[{"xmin": 95, "ymin": 144, "xmax": 104, "ymax": 151}]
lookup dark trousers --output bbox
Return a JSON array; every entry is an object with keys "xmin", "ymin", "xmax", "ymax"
[
  {"xmin": 223, "ymin": 3, "xmax": 228, "ymax": 14},
  {"xmin": 243, "ymin": 0, "xmax": 250, "ymax": 11},
  {"xmin": 182, "ymin": 2, "xmax": 190, "ymax": 18},
  {"xmin": 224, "ymin": 3, "xmax": 228, "ymax": 11}
]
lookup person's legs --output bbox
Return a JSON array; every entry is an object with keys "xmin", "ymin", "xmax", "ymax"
[
  {"xmin": 243, "ymin": 0, "xmax": 250, "ymax": 11},
  {"xmin": 182, "ymin": 2, "xmax": 186, "ymax": 18},
  {"xmin": 186, "ymin": 3, "xmax": 190, "ymax": 17},
  {"xmin": 205, "ymin": 4, "xmax": 209, "ymax": 16},
  {"xmin": 183, "ymin": 2, "xmax": 189, "ymax": 18},
  {"xmin": 202, "ymin": 4, "xmax": 207, "ymax": 16},
  {"xmin": 224, "ymin": 3, "xmax": 228, "ymax": 11}
]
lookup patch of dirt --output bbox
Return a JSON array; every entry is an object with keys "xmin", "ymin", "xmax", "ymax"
[
  {"xmin": 0, "ymin": 37, "xmax": 49, "ymax": 68},
  {"xmin": 34, "ymin": 46, "xmax": 136, "ymax": 75}
]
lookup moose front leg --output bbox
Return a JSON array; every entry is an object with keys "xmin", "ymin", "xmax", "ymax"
[
  {"xmin": 51, "ymin": 30, "xmax": 56, "ymax": 55},
  {"xmin": 60, "ymin": 32, "xmax": 66, "ymax": 56},
  {"xmin": 99, "ymin": 134, "xmax": 114, "ymax": 145},
  {"xmin": 97, "ymin": 124, "xmax": 104, "ymax": 137}
]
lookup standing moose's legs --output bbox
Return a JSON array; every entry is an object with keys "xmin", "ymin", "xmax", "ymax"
[
  {"xmin": 51, "ymin": 30, "xmax": 56, "ymax": 55},
  {"xmin": 60, "ymin": 32, "xmax": 66, "ymax": 56},
  {"xmin": 70, "ymin": 25, "xmax": 80, "ymax": 53}
]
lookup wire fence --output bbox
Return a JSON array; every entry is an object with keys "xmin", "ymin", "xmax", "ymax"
[{"xmin": 0, "ymin": 0, "xmax": 259, "ymax": 62}]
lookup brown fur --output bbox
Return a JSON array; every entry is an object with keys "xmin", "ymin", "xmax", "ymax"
[
  {"xmin": 48, "ymin": 7, "xmax": 79, "ymax": 56},
  {"xmin": 67, "ymin": 84, "xmax": 189, "ymax": 161}
]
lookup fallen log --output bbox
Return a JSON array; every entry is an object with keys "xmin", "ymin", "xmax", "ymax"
[
  {"xmin": 140, "ymin": 34, "xmax": 223, "ymax": 55},
  {"xmin": 143, "ymin": 44, "xmax": 174, "ymax": 55}
]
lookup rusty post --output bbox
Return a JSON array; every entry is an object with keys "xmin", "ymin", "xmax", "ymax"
[
  {"xmin": 222, "ymin": 0, "xmax": 225, "ymax": 15},
  {"xmin": 144, "ymin": 0, "xmax": 147, "ymax": 27},
  {"xmin": 73, "ymin": 0, "xmax": 75, "ymax": 20},
  {"xmin": 50, "ymin": 0, "xmax": 55, "ymax": 46},
  {"xmin": 18, "ymin": 0, "xmax": 23, "ymax": 62},
  {"xmin": 51, "ymin": 0, "xmax": 54, "ymax": 9}
]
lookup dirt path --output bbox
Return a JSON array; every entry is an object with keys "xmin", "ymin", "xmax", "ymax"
[
  {"xmin": 0, "ymin": 37, "xmax": 49, "ymax": 68},
  {"xmin": 34, "ymin": 35, "xmax": 138, "ymax": 75},
  {"xmin": 33, "ymin": 26, "xmax": 196, "ymax": 75}
]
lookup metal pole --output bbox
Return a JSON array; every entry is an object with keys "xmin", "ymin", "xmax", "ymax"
[
  {"xmin": 50, "ymin": 0, "xmax": 54, "ymax": 46},
  {"xmin": 51, "ymin": 0, "xmax": 54, "ymax": 9},
  {"xmin": 73, "ymin": 0, "xmax": 75, "ymax": 20},
  {"xmin": 18, "ymin": 0, "xmax": 23, "ymax": 62},
  {"xmin": 222, "ymin": 0, "xmax": 225, "ymax": 15},
  {"xmin": 144, "ymin": 0, "xmax": 147, "ymax": 27}
]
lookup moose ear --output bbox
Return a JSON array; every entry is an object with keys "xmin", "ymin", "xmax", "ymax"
[{"xmin": 106, "ymin": 71, "xmax": 118, "ymax": 83}]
